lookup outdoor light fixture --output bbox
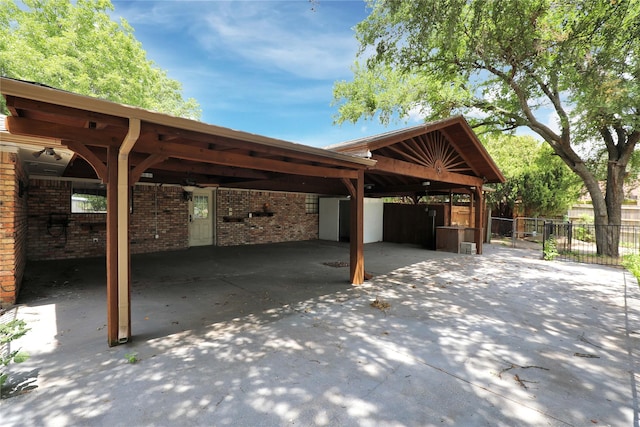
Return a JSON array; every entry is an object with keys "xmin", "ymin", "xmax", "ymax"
[
  {"xmin": 33, "ymin": 147, "xmax": 62, "ymax": 161},
  {"xmin": 421, "ymin": 181, "xmax": 431, "ymax": 186}
]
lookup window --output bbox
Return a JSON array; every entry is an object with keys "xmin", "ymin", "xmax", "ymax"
[
  {"xmin": 193, "ymin": 195, "xmax": 209, "ymax": 219},
  {"xmin": 305, "ymin": 194, "xmax": 319, "ymax": 214},
  {"xmin": 72, "ymin": 182, "xmax": 107, "ymax": 213}
]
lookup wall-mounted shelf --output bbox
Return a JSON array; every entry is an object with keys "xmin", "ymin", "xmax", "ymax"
[
  {"xmin": 223, "ymin": 216, "xmax": 245, "ymax": 223},
  {"xmin": 249, "ymin": 212, "xmax": 274, "ymax": 218}
]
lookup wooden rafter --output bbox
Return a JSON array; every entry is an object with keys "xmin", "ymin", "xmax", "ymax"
[
  {"xmin": 373, "ymin": 155, "xmax": 483, "ymax": 188},
  {"xmin": 130, "ymin": 153, "xmax": 167, "ymax": 184}
]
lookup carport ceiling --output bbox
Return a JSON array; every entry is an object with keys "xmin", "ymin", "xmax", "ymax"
[{"xmin": 1, "ymin": 78, "xmax": 374, "ymax": 195}]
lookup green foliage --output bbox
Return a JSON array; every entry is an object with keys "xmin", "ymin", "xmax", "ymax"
[
  {"xmin": 0, "ymin": 0, "xmax": 200, "ymax": 119},
  {"xmin": 622, "ymin": 254, "xmax": 640, "ymax": 283},
  {"xmin": 335, "ymin": 0, "xmax": 639, "ymax": 134},
  {"xmin": 334, "ymin": 0, "xmax": 640, "ymax": 255},
  {"xmin": 124, "ymin": 352, "xmax": 138, "ymax": 364},
  {"xmin": 0, "ymin": 319, "xmax": 30, "ymax": 389},
  {"xmin": 573, "ymin": 214, "xmax": 595, "ymax": 243},
  {"xmin": 574, "ymin": 226, "xmax": 595, "ymax": 243},
  {"xmin": 483, "ymin": 134, "xmax": 581, "ymax": 217},
  {"xmin": 75, "ymin": 193, "xmax": 107, "ymax": 212},
  {"xmin": 543, "ymin": 236, "xmax": 558, "ymax": 261}
]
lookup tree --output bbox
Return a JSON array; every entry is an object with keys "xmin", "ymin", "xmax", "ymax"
[
  {"xmin": 334, "ymin": 0, "xmax": 640, "ymax": 257},
  {"xmin": 0, "ymin": 0, "xmax": 200, "ymax": 119},
  {"xmin": 482, "ymin": 134, "xmax": 582, "ymax": 218}
]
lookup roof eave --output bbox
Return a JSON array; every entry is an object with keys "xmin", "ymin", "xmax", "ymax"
[{"xmin": 0, "ymin": 77, "xmax": 376, "ymax": 168}]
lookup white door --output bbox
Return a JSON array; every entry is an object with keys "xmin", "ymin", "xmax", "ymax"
[{"xmin": 188, "ymin": 188, "xmax": 214, "ymax": 246}]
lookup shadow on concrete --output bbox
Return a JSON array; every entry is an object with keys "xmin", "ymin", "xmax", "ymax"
[{"xmin": 2, "ymin": 241, "xmax": 639, "ymax": 426}]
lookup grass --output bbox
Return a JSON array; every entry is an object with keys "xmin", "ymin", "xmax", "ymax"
[{"xmin": 622, "ymin": 254, "xmax": 640, "ymax": 283}]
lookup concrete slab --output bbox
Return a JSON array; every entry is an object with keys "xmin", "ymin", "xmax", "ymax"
[{"xmin": 1, "ymin": 241, "xmax": 638, "ymax": 426}]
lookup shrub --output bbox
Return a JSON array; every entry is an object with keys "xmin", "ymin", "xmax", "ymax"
[
  {"xmin": 0, "ymin": 319, "xmax": 30, "ymax": 389},
  {"xmin": 574, "ymin": 226, "xmax": 595, "ymax": 243},
  {"xmin": 543, "ymin": 237, "xmax": 558, "ymax": 261}
]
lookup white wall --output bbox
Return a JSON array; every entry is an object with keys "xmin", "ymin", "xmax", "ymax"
[
  {"xmin": 363, "ymin": 198, "xmax": 384, "ymax": 243},
  {"xmin": 319, "ymin": 197, "xmax": 342, "ymax": 241},
  {"xmin": 319, "ymin": 197, "xmax": 383, "ymax": 243}
]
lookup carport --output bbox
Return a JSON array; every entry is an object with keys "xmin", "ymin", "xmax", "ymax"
[
  {"xmin": 328, "ymin": 117, "xmax": 505, "ymax": 252},
  {"xmin": 1, "ymin": 77, "xmax": 504, "ymax": 347}
]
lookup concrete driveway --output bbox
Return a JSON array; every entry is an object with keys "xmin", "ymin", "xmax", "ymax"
[{"xmin": 1, "ymin": 241, "xmax": 639, "ymax": 426}]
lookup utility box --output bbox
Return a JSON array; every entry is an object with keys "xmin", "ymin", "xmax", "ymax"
[{"xmin": 460, "ymin": 242, "xmax": 477, "ymax": 254}]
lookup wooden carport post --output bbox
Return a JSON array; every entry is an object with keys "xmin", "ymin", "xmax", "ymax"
[
  {"xmin": 342, "ymin": 170, "xmax": 365, "ymax": 284},
  {"xmin": 106, "ymin": 146, "xmax": 119, "ymax": 346},
  {"xmin": 105, "ymin": 118, "xmax": 140, "ymax": 346},
  {"xmin": 474, "ymin": 186, "xmax": 484, "ymax": 254}
]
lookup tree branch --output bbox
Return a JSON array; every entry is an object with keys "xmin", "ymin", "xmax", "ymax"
[
  {"xmin": 526, "ymin": 70, "xmax": 571, "ymax": 145},
  {"xmin": 473, "ymin": 60, "xmax": 562, "ymax": 145}
]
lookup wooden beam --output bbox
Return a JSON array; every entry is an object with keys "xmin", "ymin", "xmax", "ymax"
[
  {"xmin": 140, "ymin": 122, "xmax": 372, "ymax": 170},
  {"xmin": 70, "ymin": 148, "xmax": 273, "ymax": 181},
  {"xmin": 129, "ymin": 153, "xmax": 167, "ymax": 184},
  {"xmin": 63, "ymin": 141, "xmax": 108, "ymax": 183},
  {"xmin": 5, "ymin": 95, "xmax": 130, "ymax": 128},
  {"xmin": 6, "ymin": 117, "xmax": 363, "ymax": 179},
  {"xmin": 224, "ymin": 176, "xmax": 349, "ymax": 195},
  {"xmin": 106, "ymin": 146, "xmax": 119, "ymax": 346},
  {"xmin": 6, "ymin": 116, "xmax": 124, "ymax": 147},
  {"xmin": 341, "ymin": 177, "xmax": 356, "ymax": 198},
  {"xmin": 373, "ymin": 155, "xmax": 484, "ymax": 188},
  {"xmin": 135, "ymin": 140, "xmax": 361, "ymax": 179}
]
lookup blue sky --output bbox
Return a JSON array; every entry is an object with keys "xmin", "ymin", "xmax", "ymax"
[{"xmin": 110, "ymin": 0, "xmax": 413, "ymax": 148}]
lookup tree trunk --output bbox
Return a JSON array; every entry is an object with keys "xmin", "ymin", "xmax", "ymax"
[
  {"xmin": 594, "ymin": 223, "xmax": 619, "ymax": 257},
  {"xmin": 596, "ymin": 160, "xmax": 627, "ymax": 258},
  {"xmin": 550, "ymin": 126, "xmax": 633, "ymax": 259}
]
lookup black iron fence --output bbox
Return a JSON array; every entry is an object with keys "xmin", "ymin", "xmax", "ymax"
[{"xmin": 542, "ymin": 221, "xmax": 640, "ymax": 266}]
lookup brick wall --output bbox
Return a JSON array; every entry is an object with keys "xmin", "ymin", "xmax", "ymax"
[
  {"xmin": 0, "ymin": 151, "xmax": 28, "ymax": 306},
  {"xmin": 130, "ymin": 185, "xmax": 188, "ymax": 254},
  {"xmin": 216, "ymin": 189, "xmax": 318, "ymax": 246},
  {"xmin": 1, "ymin": 179, "xmax": 317, "ymax": 305},
  {"xmin": 26, "ymin": 181, "xmax": 189, "ymax": 261}
]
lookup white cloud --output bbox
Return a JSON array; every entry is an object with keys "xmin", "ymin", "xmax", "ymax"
[
  {"xmin": 193, "ymin": 2, "xmax": 361, "ymax": 80},
  {"xmin": 406, "ymin": 104, "xmax": 429, "ymax": 123}
]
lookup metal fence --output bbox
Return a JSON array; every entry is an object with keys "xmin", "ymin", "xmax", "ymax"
[
  {"xmin": 542, "ymin": 221, "xmax": 640, "ymax": 266},
  {"xmin": 490, "ymin": 217, "xmax": 557, "ymax": 250}
]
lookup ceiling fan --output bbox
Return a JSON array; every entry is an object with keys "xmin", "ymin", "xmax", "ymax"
[{"xmin": 33, "ymin": 147, "xmax": 62, "ymax": 161}]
